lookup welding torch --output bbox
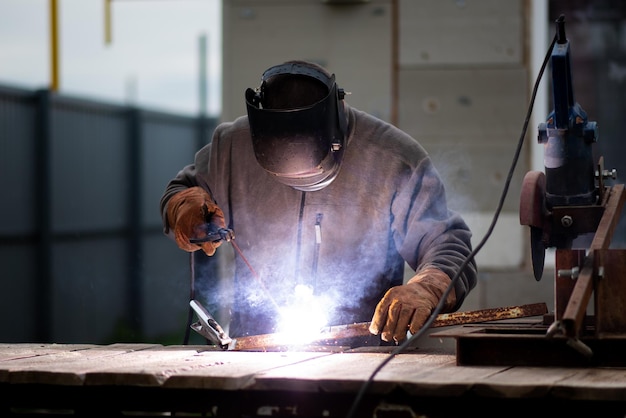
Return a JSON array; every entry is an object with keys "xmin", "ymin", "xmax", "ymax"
[
  {"xmin": 188, "ymin": 221, "xmax": 235, "ymax": 246},
  {"xmin": 189, "ymin": 204, "xmax": 280, "ymax": 312}
]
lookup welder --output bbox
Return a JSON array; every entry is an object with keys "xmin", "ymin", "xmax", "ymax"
[{"xmin": 160, "ymin": 60, "xmax": 477, "ymax": 345}]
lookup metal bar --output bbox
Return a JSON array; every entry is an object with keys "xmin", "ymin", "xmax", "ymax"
[
  {"xmin": 198, "ymin": 33, "xmax": 208, "ymax": 116},
  {"xmin": 229, "ymin": 303, "xmax": 548, "ymax": 351},
  {"xmin": 127, "ymin": 107, "xmax": 143, "ymax": 336},
  {"xmin": 561, "ymin": 184, "xmax": 626, "ymax": 338},
  {"xmin": 35, "ymin": 89, "xmax": 53, "ymax": 342},
  {"xmin": 183, "ymin": 252, "xmax": 196, "ymax": 345},
  {"xmin": 104, "ymin": 0, "xmax": 112, "ymax": 45},
  {"xmin": 555, "ymin": 249, "xmax": 585, "ymax": 320},
  {"xmin": 429, "ymin": 302, "xmax": 548, "ymax": 327},
  {"xmin": 560, "ymin": 253, "xmax": 595, "ymax": 338},
  {"xmin": 50, "ymin": 0, "xmax": 59, "ymax": 91},
  {"xmin": 589, "ymin": 184, "xmax": 625, "ymax": 249}
]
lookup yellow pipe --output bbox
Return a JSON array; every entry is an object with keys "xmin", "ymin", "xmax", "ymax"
[
  {"xmin": 50, "ymin": 0, "xmax": 59, "ymax": 91},
  {"xmin": 105, "ymin": 0, "xmax": 112, "ymax": 45}
]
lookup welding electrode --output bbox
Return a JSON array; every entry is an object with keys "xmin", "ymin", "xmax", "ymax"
[{"xmin": 189, "ymin": 222, "xmax": 281, "ymax": 313}]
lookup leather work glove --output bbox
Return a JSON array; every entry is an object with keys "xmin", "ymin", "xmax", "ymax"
[
  {"xmin": 166, "ymin": 187, "xmax": 226, "ymax": 256},
  {"xmin": 369, "ymin": 267, "xmax": 456, "ymax": 344}
]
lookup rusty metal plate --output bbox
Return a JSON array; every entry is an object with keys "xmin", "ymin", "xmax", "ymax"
[{"xmin": 229, "ymin": 303, "xmax": 548, "ymax": 351}]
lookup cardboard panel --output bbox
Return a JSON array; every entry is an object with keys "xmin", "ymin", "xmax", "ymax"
[
  {"xmin": 222, "ymin": 0, "xmax": 392, "ymax": 121},
  {"xmin": 424, "ymin": 140, "xmax": 525, "ymax": 213},
  {"xmin": 399, "ymin": 0, "xmax": 523, "ymax": 66},
  {"xmin": 398, "ymin": 67, "xmax": 528, "ymax": 139}
]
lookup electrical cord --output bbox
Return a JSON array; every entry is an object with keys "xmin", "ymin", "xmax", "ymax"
[
  {"xmin": 344, "ymin": 30, "xmax": 558, "ymax": 418},
  {"xmin": 183, "ymin": 251, "xmax": 196, "ymax": 345}
]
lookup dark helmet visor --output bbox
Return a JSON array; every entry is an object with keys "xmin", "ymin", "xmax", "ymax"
[
  {"xmin": 246, "ymin": 83, "xmax": 345, "ymax": 189},
  {"xmin": 246, "ymin": 85, "xmax": 340, "ymax": 173}
]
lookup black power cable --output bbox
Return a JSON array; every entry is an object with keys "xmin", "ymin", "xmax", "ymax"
[
  {"xmin": 344, "ymin": 27, "xmax": 559, "ymax": 418},
  {"xmin": 183, "ymin": 251, "xmax": 196, "ymax": 345}
]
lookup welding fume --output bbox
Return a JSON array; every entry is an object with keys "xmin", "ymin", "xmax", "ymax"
[{"xmin": 160, "ymin": 60, "xmax": 477, "ymax": 349}]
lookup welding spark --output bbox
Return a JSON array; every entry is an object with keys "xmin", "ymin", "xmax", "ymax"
[{"xmin": 276, "ymin": 284, "xmax": 328, "ymax": 345}]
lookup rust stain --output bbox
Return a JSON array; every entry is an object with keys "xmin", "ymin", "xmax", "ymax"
[{"xmin": 432, "ymin": 302, "xmax": 548, "ymax": 327}]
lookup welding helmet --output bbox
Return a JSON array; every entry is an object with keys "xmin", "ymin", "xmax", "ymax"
[{"xmin": 245, "ymin": 62, "xmax": 348, "ymax": 191}]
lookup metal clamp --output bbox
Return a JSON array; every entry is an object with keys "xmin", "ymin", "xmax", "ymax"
[{"xmin": 189, "ymin": 299, "xmax": 232, "ymax": 349}]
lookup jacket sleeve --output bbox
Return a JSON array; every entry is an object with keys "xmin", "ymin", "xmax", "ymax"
[
  {"xmin": 159, "ymin": 117, "xmax": 245, "ymax": 239},
  {"xmin": 392, "ymin": 156, "xmax": 477, "ymax": 311},
  {"xmin": 159, "ymin": 140, "xmax": 213, "ymax": 237}
]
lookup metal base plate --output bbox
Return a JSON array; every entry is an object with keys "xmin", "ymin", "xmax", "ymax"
[{"xmin": 432, "ymin": 318, "xmax": 626, "ymax": 367}]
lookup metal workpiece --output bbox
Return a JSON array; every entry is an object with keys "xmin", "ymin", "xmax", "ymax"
[{"xmin": 216, "ymin": 303, "xmax": 548, "ymax": 352}]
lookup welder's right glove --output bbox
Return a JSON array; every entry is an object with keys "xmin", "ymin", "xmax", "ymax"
[
  {"xmin": 166, "ymin": 187, "xmax": 226, "ymax": 256},
  {"xmin": 369, "ymin": 267, "xmax": 456, "ymax": 344}
]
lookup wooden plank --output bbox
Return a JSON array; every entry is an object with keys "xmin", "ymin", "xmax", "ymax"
[
  {"xmin": 393, "ymin": 361, "xmax": 505, "ymax": 398},
  {"xmin": 0, "ymin": 343, "xmax": 97, "ymax": 383},
  {"xmin": 3, "ymin": 343, "xmax": 626, "ymax": 405},
  {"xmin": 472, "ymin": 366, "xmax": 580, "ymax": 398},
  {"xmin": 551, "ymin": 368, "xmax": 626, "ymax": 401},
  {"xmin": 85, "ymin": 348, "xmax": 330, "ymax": 389},
  {"xmin": 253, "ymin": 352, "xmax": 403, "ymax": 394},
  {"xmin": 3, "ymin": 344, "xmax": 161, "ymax": 385},
  {"xmin": 398, "ymin": 354, "xmax": 626, "ymax": 401},
  {"xmin": 250, "ymin": 351, "xmax": 489, "ymax": 396},
  {"xmin": 590, "ymin": 184, "xmax": 626, "ymax": 250},
  {"xmin": 472, "ymin": 366, "xmax": 626, "ymax": 401},
  {"xmin": 81, "ymin": 346, "xmax": 223, "ymax": 387},
  {"xmin": 0, "ymin": 343, "xmax": 96, "ymax": 361},
  {"xmin": 563, "ymin": 184, "xmax": 626, "ymax": 337},
  {"xmin": 161, "ymin": 350, "xmax": 333, "ymax": 390},
  {"xmin": 365, "ymin": 352, "xmax": 506, "ymax": 398},
  {"xmin": 595, "ymin": 250, "xmax": 626, "ymax": 334}
]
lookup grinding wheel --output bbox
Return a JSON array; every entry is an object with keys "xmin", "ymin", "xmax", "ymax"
[{"xmin": 519, "ymin": 171, "xmax": 548, "ymax": 281}]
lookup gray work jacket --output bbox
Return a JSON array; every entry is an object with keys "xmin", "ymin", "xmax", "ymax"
[{"xmin": 161, "ymin": 105, "xmax": 477, "ymax": 338}]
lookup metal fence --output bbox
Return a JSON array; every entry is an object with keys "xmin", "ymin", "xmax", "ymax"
[{"xmin": 0, "ymin": 85, "xmax": 218, "ymax": 344}]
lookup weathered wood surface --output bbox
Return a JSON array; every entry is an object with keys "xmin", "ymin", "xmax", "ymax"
[
  {"xmin": 0, "ymin": 343, "xmax": 161, "ymax": 385},
  {"xmin": 1, "ymin": 342, "xmax": 626, "ymax": 404}
]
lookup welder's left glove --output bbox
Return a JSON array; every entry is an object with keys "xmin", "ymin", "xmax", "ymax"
[
  {"xmin": 166, "ymin": 187, "xmax": 226, "ymax": 257},
  {"xmin": 369, "ymin": 267, "xmax": 456, "ymax": 344}
]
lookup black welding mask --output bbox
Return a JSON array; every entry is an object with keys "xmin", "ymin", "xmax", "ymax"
[{"xmin": 245, "ymin": 62, "xmax": 348, "ymax": 191}]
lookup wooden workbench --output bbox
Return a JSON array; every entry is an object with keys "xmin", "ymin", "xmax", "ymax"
[{"xmin": 2, "ymin": 336, "xmax": 626, "ymax": 417}]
